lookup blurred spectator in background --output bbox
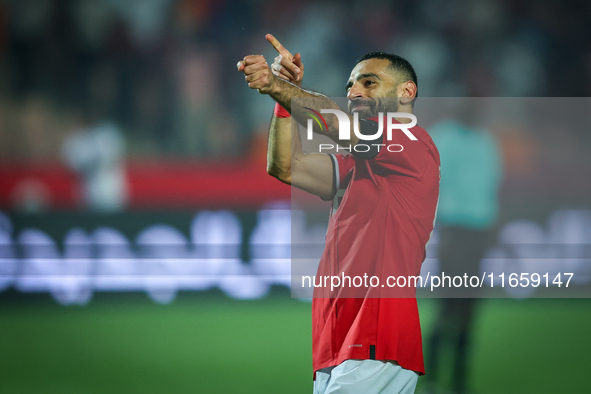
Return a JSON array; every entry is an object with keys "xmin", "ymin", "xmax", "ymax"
[
  {"xmin": 0, "ymin": 0, "xmax": 589, "ymax": 163},
  {"xmin": 61, "ymin": 110, "xmax": 128, "ymax": 211},
  {"xmin": 424, "ymin": 99, "xmax": 503, "ymax": 394}
]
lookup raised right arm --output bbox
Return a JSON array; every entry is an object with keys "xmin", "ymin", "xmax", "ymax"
[{"xmin": 264, "ymin": 36, "xmax": 335, "ymax": 199}]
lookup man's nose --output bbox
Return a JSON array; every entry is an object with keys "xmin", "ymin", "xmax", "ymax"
[{"xmin": 347, "ymin": 83, "xmax": 365, "ymax": 100}]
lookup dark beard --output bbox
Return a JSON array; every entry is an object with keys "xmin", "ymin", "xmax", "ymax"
[{"xmin": 348, "ymin": 97, "xmax": 398, "ymax": 119}]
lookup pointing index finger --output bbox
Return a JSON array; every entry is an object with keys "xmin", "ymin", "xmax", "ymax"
[{"xmin": 266, "ymin": 34, "xmax": 293, "ymax": 60}]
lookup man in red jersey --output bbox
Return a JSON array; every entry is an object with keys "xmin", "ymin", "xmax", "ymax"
[{"xmin": 238, "ymin": 35, "xmax": 440, "ymax": 393}]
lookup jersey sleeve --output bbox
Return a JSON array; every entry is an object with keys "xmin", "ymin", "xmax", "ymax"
[{"xmin": 321, "ymin": 153, "xmax": 355, "ymax": 200}]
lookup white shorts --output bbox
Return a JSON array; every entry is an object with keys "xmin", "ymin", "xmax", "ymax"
[{"xmin": 313, "ymin": 360, "xmax": 419, "ymax": 394}]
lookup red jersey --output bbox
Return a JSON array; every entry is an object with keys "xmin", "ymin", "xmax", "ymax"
[{"xmin": 312, "ymin": 117, "xmax": 440, "ymax": 376}]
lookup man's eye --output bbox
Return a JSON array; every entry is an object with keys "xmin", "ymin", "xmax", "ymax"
[{"xmin": 365, "ymin": 80, "xmax": 375, "ymax": 86}]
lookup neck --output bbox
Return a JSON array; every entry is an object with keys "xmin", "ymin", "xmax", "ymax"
[{"xmin": 395, "ymin": 102, "xmax": 414, "ymax": 123}]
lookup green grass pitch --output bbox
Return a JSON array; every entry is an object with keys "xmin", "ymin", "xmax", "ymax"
[{"xmin": 0, "ymin": 290, "xmax": 590, "ymax": 393}]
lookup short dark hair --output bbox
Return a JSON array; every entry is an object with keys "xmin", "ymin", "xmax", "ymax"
[{"xmin": 355, "ymin": 52, "xmax": 418, "ymax": 96}]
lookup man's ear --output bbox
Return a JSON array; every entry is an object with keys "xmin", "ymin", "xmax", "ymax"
[{"xmin": 398, "ymin": 81, "xmax": 417, "ymax": 105}]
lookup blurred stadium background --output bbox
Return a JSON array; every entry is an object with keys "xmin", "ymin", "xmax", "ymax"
[{"xmin": 0, "ymin": 0, "xmax": 590, "ymax": 393}]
